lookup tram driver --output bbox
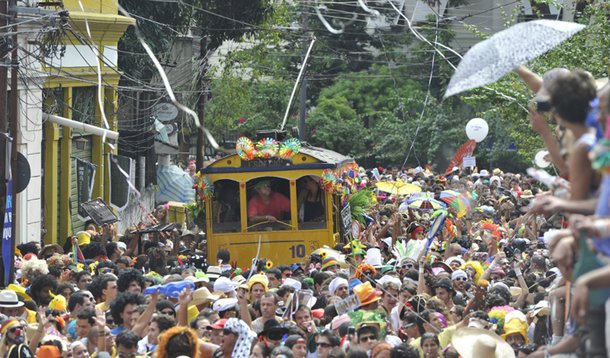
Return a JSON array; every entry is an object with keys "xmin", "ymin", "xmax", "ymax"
[{"xmin": 247, "ymin": 180, "xmax": 291, "ymax": 225}]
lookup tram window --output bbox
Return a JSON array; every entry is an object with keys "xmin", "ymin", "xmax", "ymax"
[
  {"xmin": 212, "ymin": 180, "xmax": 241, "ymax": 233},
  {"xmin": 247, "ymin": 177, "xmax": 291, "ymax": 232},
  {"xmin": 297, "ymin": 176, "xmax": 327, "ymax": 230}
]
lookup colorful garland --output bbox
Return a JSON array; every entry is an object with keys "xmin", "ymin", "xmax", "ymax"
[{"xmin": 235, "ymin": 137, "xmax": 302, "ymax": 161}]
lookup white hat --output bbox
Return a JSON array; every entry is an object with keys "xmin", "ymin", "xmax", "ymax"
[
  {"xmin": 213, "ymin": 277, "xmax": 238, "ymax": 294},
  {"xmin": 206, "ymin": 266, "xmax": 221, "ymax": 280},
  {"xmin": 479, "ymin": 169, "xmax": 489, "ymax": 177},
  {"xmin": 492, "ymin": 282, "xmax": 510, "ymax": 294},
  {"xmin": 0, "ymin": 290, "xmax": 24, "ymax": 308},
  {"xmin": 381, "ymin": 237, "xmax": 392, "ymax": 247},
  {"xmin": 212, "ymin": 298, "xmax": 238, "ymax": 312},
  {"xmin": 328, "ymin": 277, "xmax": 348, "ymax": 296},
  {"xmin": 445, "ymin": 256, "xmax": 465, "ymax": 267},
  {"xmin": 281, "ymin": 278, "xmax": 302, "ymax": 292},
  {"xmin": 452, "ymin": 327, "xmax": 515, "ymax": 358},
  {"xmin": 451, "ymin": 270, "xmax": 468, "ymax": 281},
  {"xmin": 548, "ymin": 267, "xmax": 562, "ymax": 280},
  {"xmin": 365, "ymin": 248, "xmax": 383, "ymax": 267},
  {"xmin": 532, "ymin": 300, "xmax": 550, "ymax": 317},
  {"xmin": 116, "ymin": 242, "xmax": 127, "ymax": 251},
  {"xmin": 376, "ymin": 275, "xmax": 401, "ymax": 288}
]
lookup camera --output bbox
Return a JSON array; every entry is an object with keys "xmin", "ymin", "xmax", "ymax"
[{"xmin": 534, "ymin": 100, "xmax": 551, "ymax": 112}]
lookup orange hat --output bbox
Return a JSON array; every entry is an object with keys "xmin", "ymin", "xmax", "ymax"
[
  {"xmin": 38, "ymin": 345, "xmax": 61, "ymax": 358},
  {"xmin": 353, "ymin": 282, "xmax": 381, "ymax": 307}
]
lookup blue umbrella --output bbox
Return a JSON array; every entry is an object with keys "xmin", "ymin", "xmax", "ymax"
[{"xmin": 156, "ymin": 164, "xmax": 195, "ymax": 203}]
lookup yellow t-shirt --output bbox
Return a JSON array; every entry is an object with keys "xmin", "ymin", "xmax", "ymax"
[{"xmin": 409, "ymin": 325, "xmax": 456, "ymax": 358}]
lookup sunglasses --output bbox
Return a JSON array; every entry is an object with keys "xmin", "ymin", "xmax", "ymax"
[
  {"xmin": 316, "ymin": 342, "xmax": 331, "ymax": 348},
  {"xmin": 359, "ymin": 335, "xmax": 377, "ymax": 343},
  {"xmin": 9, "ymin": 327, "xmax": 21, "ymax": 333},
  {"xmin": 222, "ymin": 329, "xmax": 236, "ymax": 336},
  {"xmin": 284, "ymin": 273, "xmax": 292, "ymax": 277},
  {"xmin": 453, "ymin": 277, "xmax": 468, "ymax": 282},
  {"xmin": 401, "ymin": 264, "xmax": 414, "ymax": 269}
]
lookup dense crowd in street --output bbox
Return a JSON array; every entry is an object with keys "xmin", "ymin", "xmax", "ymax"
[{"xmin": 0, "ymin": 68, "xmax": 609, "ymax": 358}]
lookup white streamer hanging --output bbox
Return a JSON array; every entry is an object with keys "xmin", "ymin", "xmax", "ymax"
[
  {"xmin": 116, "ymin": 2, "xmax": 219, "ymax": 149},
  {"xmin": 280, "ymin": 37, "xmax": 316, "ymax": 131},
  {"xmin": 77, "ymin": 0, "xmax": 110, "ymax": 143}
]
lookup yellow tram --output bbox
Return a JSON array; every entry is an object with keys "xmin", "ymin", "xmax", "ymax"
[{"xmin": 200, "ymin": 140, "xmax": 356, "ymax": 266}]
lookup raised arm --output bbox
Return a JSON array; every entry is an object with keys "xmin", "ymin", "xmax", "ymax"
[
  {"xmin": 515, "ymin": 65, "xmax": 543, "ymax": 93},
  {"xmin": 133, "ymin": 292, "xmax": 159, "ymax": 338}
]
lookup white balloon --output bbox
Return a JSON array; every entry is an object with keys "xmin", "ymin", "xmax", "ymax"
[
  {"xmin": 534, "ymin": 150, "xmax": 551, "ymax": 168},
  {"xmin": 465, "ymin": 118, "xmax": 489, "ymax": 143}
]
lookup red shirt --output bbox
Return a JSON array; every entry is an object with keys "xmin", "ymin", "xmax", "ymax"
[{"xmin": 248, "ymin": 192, "xmax": 290, "ymax": 219}]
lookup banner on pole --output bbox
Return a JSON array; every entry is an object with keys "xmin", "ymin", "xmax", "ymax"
[{"xmin": 2, "ymin": 172, "xmax": 12, "ymax": 287}]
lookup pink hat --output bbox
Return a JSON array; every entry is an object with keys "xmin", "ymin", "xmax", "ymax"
[{"xmin": 331, "ymin": 314, "xmax": 351, "ymax": 330}]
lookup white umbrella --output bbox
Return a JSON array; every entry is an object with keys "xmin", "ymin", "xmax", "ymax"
[
  {"xmin": 444, "ymin": 19, "xmax": 585, "ymax": 98},
  {"xmin": 156, "ymin": 164, "xmax": 195, "ymax": 203}
]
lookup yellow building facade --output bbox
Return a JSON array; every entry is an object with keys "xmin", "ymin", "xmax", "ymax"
[{"xmin": 41, "ymin": 1, "xmax": 134, "ymax": 245}]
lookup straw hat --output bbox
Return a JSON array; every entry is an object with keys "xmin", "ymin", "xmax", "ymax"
[
  {"xmin": 190, "ymin": 287, "xmax": 220, "ymax": 307},
  {"xmin": 452, "ymin": 327, "xmax": 515, "ymax": 358},
  {"xmin": 520, "ymin": 190, "xmax": 534, "ymax": 199}
]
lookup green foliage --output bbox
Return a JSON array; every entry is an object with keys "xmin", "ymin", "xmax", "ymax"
[
  {"xmin": 204, "ymin": 74, "xmax": 292, "ymax": 139},
  {"xmin": 348, "ymin": 189, "xmax": 373, "ymax": 224},
  {"xmin": 201, "ymin": 1, "xmax": 609, "ymax": 173},
  {"xmin": 117, "ymin": 0, "xmax": 272, "ymax": 84}
]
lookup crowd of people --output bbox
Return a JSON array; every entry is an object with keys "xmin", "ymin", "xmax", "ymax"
[{"xmin": 0, "ymin": 66, "xmax": 608, "ymax": 358}]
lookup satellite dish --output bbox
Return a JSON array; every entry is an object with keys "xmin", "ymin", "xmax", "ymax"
[
  {"xmin": 534, "ymin": 150, "xmax": 551, "ymax": 168},
  {"xmin": 15, "ymin": 152, "xmax": 30, "ymax": 194}
]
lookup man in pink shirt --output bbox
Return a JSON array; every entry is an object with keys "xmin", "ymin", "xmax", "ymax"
[{"xmin": 248, "ymin": 180, "xmax": 290, "ymax": 224}]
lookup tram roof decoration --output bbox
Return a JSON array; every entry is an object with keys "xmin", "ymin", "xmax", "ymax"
[{"xmin": 201, "ymin": 136, "xmax": 354, "ymax": 174}]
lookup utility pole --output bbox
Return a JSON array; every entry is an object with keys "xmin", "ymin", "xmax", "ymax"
[
  {"xmin": 8, "ymin": 0, "xmax": 17, "ymax": 283},
  {"xmin": 0, "ymin": 0, "xmax": 7, "ymax": 284},
  {"xmin": 298, "ymin": 0, "xmax": 309, "ymax": 141},
  {"xmin": 195, "ymin": 35, "xmax": 208, "ymax": 170}
]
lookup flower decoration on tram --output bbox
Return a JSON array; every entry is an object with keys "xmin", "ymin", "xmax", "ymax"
[
  {"xmin": 236, "ymin": 136, "xmax": 257, "ymax": 160},
  {"xmin": 256, "ymin": 138, "xmax": 280, "ymax": 159},
  {"xmin": 278, "ymin": 138, "xmax": 302, "ymax": 160},
  {"xmin": 321, "ymin": 169, "xmax": 337, "ymax": 193},
  {"xmin": 192, "ymin": 172, "xmax": 214, "ymax": 201}
]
